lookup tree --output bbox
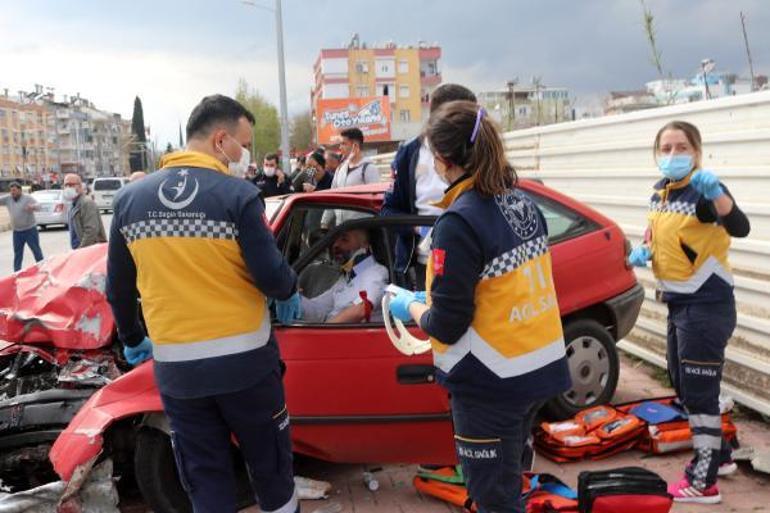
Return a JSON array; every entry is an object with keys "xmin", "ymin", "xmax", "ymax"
[
  {"xmin": 290, "ymin": 110, "xmax": 315, "ymax": 153},
  {"xmin": 129, "ymin": 96, "xmax": 147, "ymax": 171},
  {"xmin": 234, "ymin": 79, "xmax": 280, "ymax": 163}
]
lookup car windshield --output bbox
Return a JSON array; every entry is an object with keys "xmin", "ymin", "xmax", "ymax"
[
  {"xmin": 94, "ymin": 179, "xmax": 123, "ymax": 191},
  {"xmin": 32, "ymin": 191, "xmax": 62, "ymax": 201}
]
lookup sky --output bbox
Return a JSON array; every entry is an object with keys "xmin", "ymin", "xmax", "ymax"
[{"xmin": 3, "ymin": 0, "xmax": 769, "ymax": 147}]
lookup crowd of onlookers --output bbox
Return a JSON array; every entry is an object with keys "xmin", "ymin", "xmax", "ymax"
[{"xmin": 246, "ymin": 126, "xmax": 381, "ymax": 199}]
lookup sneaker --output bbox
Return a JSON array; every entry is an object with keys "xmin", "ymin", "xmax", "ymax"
[
  {"xmin": 718, "ymin": 461, "xmax": 738, "ymax": 476},
  {"xmin": 668, "ymin": 477, "xmax": 721, "ymax": 504}
]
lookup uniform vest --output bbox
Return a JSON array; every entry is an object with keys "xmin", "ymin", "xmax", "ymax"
[
  {"xmin": 426, "ymin": 178, "xmax": 567, "ymax": 383},
  {"xmin": 648, "ymin": 173, "xmax": 732, "ymax": 296}
]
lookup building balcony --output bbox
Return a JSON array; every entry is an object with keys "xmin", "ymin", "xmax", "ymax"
[{"xmin": 420, "ymin": 73, "xmax": 442, "ymax": 86}]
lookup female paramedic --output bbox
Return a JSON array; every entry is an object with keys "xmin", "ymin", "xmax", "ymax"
[
  {"xmin": 388, "ymin": 101, "xmax": 571, "ymax": 513},
  {"xmin": 628, "ymin": 120, "xmax": 750, "ymax": 504}
]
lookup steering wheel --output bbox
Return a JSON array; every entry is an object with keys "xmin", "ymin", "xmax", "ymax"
[{"xmin": 381, "ymin": 284, "xmax": 432, "ymax": 356}]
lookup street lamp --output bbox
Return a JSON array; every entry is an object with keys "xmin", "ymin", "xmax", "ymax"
[
  {"xmin": 701, "ymin": 58, "xmax": 715, "ymax": 100},
  {"xmin": 242, "ymin": 0, "xmax": 291, "ymax": 175}
]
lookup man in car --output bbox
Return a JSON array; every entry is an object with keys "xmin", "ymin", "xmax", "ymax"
[{"xmin": 290, "ymin": 229, "xmax": 388, "ymax": 324}]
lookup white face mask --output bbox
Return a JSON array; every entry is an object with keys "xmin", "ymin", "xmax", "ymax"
[
  {"xmin": 63, "ymin": 187, "xmax": 78, "ymax": 201},
  {"xmin": 263, "ymin": 166, "xmax": 276, "ymax": 177},
  {"xmin": 218, "ymin": 135, "xmax": 250, "ymax": 177}
]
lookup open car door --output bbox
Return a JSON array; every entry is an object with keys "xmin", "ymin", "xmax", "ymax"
[{"xmin": 273, "ymin": 210, "xmax": 455, "ymax": 465}]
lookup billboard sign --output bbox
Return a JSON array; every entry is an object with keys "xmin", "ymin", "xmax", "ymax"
[{"xmin": 316, "ymin": 96, "xmax": 391, "ymax": 145}]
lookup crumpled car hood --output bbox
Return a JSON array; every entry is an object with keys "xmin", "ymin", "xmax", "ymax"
[{"xmin": 0, "ymin": 244, "xmax": 113, "ymax": 350}]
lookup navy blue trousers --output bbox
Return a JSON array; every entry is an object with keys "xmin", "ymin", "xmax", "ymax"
[
  {"xmin": 451, "ymin": 396, "xmax": 541, "ymax": 513},
  {"xmin": 12, "ymin": 227, "xmax": 43, "ymax": 272},
  {"xmin": 667, "ymin": 300, "xmax": 736, "ymax": 489},
  {"xmin": 161, "ymin": 371, "xmax": 298, "ymax": 513}
]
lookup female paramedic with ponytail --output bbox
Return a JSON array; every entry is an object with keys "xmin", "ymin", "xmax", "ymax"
[
  {"xmin": 388, "ymin": 101, "xmax": 572, "ymax": 513},
  {"xmin": 629, "ymin": 120, "xmax": 750, "ymax": 504}
]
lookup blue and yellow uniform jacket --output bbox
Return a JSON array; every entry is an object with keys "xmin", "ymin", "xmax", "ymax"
[
  {"xmin": 106, "ymin": 151, "xmax": 297, "ymax": 398},
  {"xmin": 419, "ymin": 176, "xmax": 571, "ymax": 404},
  {"xmin": 648, "ymin": 172, "xmax": 750, "ymax": 304}
]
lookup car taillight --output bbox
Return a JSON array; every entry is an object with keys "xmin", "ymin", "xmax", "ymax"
[{"xmin": 54, "ymin": 203, "xmax": 64, "ymax": 213}]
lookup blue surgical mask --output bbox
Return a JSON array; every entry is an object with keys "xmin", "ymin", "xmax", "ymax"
[{"xmin": 658, "ymin": 154, "xmax": 694, "ymax": 181}]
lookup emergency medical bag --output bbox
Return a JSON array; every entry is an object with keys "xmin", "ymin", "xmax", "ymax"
[
  {"xmin": 577, "ymin": 467, "xmax": 672, "ymax": 513},
  {"xmin": 615, "ymin": 397, "xmax": 738, "ymax": 455},
  {"xmin": 536, "ymin": 406, "xmax": 645, "ymax": 462}
]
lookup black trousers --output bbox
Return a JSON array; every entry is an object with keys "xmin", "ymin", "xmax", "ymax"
[{"xmin": 161, "ymin": 371, "xmax": 298, "ymax": 513}]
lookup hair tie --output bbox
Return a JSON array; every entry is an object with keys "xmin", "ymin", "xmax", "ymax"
[{"xmin": 470, "ymin": 107, "xmax": 486, "ymax": 144}]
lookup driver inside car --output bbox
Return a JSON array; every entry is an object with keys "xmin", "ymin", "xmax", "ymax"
[{"xmin": 286, "ymin": 229, "xmax": 389, "ymax": 324}]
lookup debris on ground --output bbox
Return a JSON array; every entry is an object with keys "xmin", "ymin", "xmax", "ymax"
[
  {"xmin": 0, "ymin": 460, "xmax": 118, "ymax": 513},
  {"xmin": 294, "ymin": 476, "xmax": 332, "ymax": 500}
]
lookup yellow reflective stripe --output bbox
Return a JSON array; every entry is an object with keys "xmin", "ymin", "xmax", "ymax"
[
  {"xmin": 657, "ymin": 256, "xmax": 733, "ymax": 293},
  {"xmin": 433, "ymin": 328, "xmax": 565, "ymax": 378},
  {"xmin": 153, "ymin": 313, "xmax": 270, "ymax": 362},
  {"xmin": 454, "ymin": 435, "xmax": 501, "ymax": 444}
]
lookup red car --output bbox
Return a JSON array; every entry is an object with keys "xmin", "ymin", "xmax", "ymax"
[{"xmin": 1, "ymin": 181, "xmax": 643, "ymax": 513}]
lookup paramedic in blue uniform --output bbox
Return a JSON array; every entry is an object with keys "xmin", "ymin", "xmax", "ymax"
[
  {"xmin": 106, "ymin": 95, "xmax": 300, "ymax": 513},
  {"xmin": 629, "ymin": 120, "xmax": 750, "ymax": 505},
  {"xmin": 388, "ymin": 101, "xmax": 571, "ymax": 513}
]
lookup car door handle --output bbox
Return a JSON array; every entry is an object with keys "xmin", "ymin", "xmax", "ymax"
[{"xmin": 397, "ymin": 365, "xmax": 436, "ymax": 385}]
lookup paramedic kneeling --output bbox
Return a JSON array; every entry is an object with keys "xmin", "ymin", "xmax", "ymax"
[{"xmin": 388, "ymin": 101, "xmax": 571, "ymax": 513}]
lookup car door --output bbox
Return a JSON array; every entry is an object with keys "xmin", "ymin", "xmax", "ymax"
[{"xmin": 273, "ymin": 203, "xmax": 455, "ymax": 465}]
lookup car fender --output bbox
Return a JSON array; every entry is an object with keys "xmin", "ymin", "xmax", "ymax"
[{"xmin": 49, "ymin": 361, "xmax": 162, "ymax": 483}]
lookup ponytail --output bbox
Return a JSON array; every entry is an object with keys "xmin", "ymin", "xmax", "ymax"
[{"xmin": 425, "ymin": 100, "xmax": 516, "ymax": 196}]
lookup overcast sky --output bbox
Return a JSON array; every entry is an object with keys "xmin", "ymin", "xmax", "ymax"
[{"xmin": 3, "ymin": 0, "xmax": 768, "ymax": 146}]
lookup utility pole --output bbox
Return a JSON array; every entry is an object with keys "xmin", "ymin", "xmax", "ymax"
[
  {"xmin": 532, "ymin": 76, "xmax": 543, "ymax": 126},
  {"xmin": 242, "ymin": 0, "xmax": 291, "ymax": 173},
  {"xmin": 701, "ymin": 59, "xmax": 715, "ymax": 100},
  {"xmin": 275, "ymin": 0, "xmax": 291, "ymax": 174},
  {"xmin": 740, "ymin": 12, "xmax": 757, "ymax": 92},
  {"xmin": 506, "ymin": 78, "xmax": 518, "ymax": 131}
]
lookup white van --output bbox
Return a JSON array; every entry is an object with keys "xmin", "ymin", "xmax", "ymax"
[{"xmin": 91, "ymin": 177, "xmax": 128, "ymax": 212}]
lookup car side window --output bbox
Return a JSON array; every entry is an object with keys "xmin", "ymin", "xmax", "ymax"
[
  {"xmin": 278, "ymin": 206, "xmax": 375, "ymax": 267},
  {"xmin": 526, "ymin": 192, "xmax": 596, "ymax": 244}
]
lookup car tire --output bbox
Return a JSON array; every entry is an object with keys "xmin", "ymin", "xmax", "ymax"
[
  {"xmin": 134, "ymin": 428, "xmax": 256, "ymax": 513},
  {"xmin": 543, "ymin": 319, "xmax": 619, "ymax": 420}
]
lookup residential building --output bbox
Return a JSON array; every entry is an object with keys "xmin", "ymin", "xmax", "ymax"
[
  {"xmin": 312, "ymin": 35, "xmax": 442, "ymax": 145},
  {"xmin": 0, "ymin": 85, "xmax": 131, "ymax": 180},
  {"xmin": 604, "ymin": 90, "xmax": 659, "ymax": 115},
  {"xmin": 478, "ymin": 85, "xmax": 572, "ymax": 130}
]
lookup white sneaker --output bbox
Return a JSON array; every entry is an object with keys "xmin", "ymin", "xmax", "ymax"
[{"xmin": 718, "ymin": 461, "xmax": 738, "ymax": 476}]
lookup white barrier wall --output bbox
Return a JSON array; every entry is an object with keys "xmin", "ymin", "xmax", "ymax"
[{"xmin": 372, "ymin": 91, "xmax": 770, "ymax": 415}]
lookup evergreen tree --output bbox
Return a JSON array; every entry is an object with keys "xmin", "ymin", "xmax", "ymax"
[{"xmin": 129, "ymin": 96, "xmax": 147, "ymax": 171}]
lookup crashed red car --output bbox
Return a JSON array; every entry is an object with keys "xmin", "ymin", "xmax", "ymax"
[{"xmin": 0, "ymin": 181, "xmax": 643, "ymax": 512}]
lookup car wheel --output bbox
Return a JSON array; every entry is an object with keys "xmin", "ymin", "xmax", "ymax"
[
  {"xmin": 543, "ymin": 319, "xmax": 619, "ymax": 420},
  {"xmin": 134, "ymin": 428, "xmax": 256, "ymax": 513}
]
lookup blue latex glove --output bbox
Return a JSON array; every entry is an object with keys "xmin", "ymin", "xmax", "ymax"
[
  {"xmin": 690, "ymin": 170, "xmax": 724, "ymax": 200},
  {"xmin": 628, "ymin": 246, "xmax": 651, "ymax": 267},
  {"xmin": 389, "ymin": 289, "xmax": 419, "ymax": 322},
  {"xmin": 414, "ymin": 291, "xmax": 427, "ymax": 304},
  {"xmin": 276, "ymin": 292, "xmax": 302, "ymax": 324},
  {"xmin": 124, "ymin": 336, "xmax": 153, "ymax": 366}
]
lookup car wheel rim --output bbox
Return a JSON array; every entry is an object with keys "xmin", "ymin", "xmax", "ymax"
[{"xmin": 563, "ymin": 335, "xmax": 610, "ymax": 408}]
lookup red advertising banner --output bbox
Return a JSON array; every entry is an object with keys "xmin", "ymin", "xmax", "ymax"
[{"xmin": 316, "ymin": 96, "xmax": 391, "ymax": 145}]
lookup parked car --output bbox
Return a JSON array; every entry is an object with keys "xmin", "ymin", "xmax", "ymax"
[
  {"xmin": 31, "ymin": 189, "xmax": 70, "ymax": 229},
  {"xmin": 1, "ymin": 181, "xmax": 643, "ymax": 512},
  {"xmin": 91, "ymin": 177, "xmax": 128, "ymax": 212}
]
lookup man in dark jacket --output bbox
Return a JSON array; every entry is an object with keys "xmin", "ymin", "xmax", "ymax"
[
  {"xmin": 380, "ymin": 84, "xmax": 477, "ymax": 285},
  {"xmin": 299, "ymin": 150, "xmax": 333, "ymax": 192},
  {"xmin": 251, "ymin": 153, "xmax": 292, "ymax": 197}
]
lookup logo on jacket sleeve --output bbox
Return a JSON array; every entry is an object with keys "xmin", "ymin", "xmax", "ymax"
[
  {"xmin": 432, "ymin": 248, "xmax": 446, "ymax": 276},
  {"xmin": 158, "ymin": 169, "xmax": 200, "ymax": 210}
]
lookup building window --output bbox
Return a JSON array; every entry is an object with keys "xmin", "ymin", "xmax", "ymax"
[
  {"xmin": 357, "ymin": 86, "xmax": 369, "ymax": 97},
  {"xmin": 399, "ymin": 85, "xmax": 410, "ymax": 98},
  {"xmin": 399, "ymin": 110, "xmax": 411, "ymax": 122},
  {"xmin": 398, "ymin": 60, "xmax": 409, "ymax": 74}
]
